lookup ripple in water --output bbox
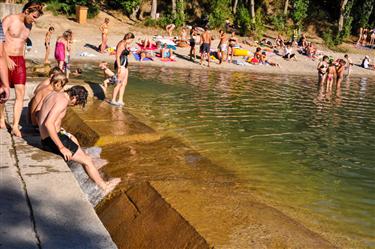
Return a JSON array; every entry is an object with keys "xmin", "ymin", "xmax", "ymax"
[{"xmin": 85, "ymin": 65, "xmax": 375, "ymax": 246}]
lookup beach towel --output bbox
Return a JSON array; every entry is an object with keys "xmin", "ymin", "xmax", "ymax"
[
  {"xmin": 160, "ymin": 58, "xmax": 176, "ymax": 62},
  {"xmin": 137, "ymin": 43, "xmax": 157, "ymax": 50},
  {"xmin": 155, "ymin": 53, "xmax": 176, "ymax": 62},
  {"xmin": 132, "ymin": 52, "xmax": 153, "ymax": 61}
]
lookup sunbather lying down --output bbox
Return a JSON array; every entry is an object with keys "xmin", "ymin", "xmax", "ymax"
[
  {"xmin": 137, "ymin": 49, "xmax": 154, "ymax": 61},
  {"xmin": 160, "ymin": 43, "xmax": 176, "ymax": 60}
]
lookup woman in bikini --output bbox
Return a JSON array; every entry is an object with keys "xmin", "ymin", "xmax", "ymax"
[
  {"xmin": 111, "ymin": 32, "xmax": 135, "ymax": 106},
  {"xmin": 55, "ymin": 30, "xmax": 72, "ymax": 72},
  {"xmin": 99, "ymin": 18, "xmax": 109, "ymax": 53},
  {"xmin": 189, "ymin": 29, "xmax": 197, "ymax": 61},
  {"xmin": 227, "ymin": 32, "xmax": 238, "ymax": 63},
  {"xmin": 317, "ymin": 56, "xmax": 329, "ymax": 84}
]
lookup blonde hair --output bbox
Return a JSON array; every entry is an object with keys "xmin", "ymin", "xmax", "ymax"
[
  {"xmin": 50, "ymin": 73, "xmax": 68, "ymax": 89},
  {"xmin": 63, "ymin": 30, "xmax": 72, "ymax": 40}
]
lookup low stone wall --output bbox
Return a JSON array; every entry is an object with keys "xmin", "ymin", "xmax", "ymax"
[{"xmin": 0, "ymin": 3, "xmax": 22, "ymax": 20}]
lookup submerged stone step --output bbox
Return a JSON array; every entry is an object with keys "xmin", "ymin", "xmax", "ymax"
[
  {"xmin": 97, "ymin": 182, "xmax": 211, "ymax": 249},
  {"xmin": 63, "ymin": 100, "xmax": 160, "ymax": 147}
]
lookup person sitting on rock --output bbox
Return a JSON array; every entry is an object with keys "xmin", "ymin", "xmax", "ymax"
[{"xmin": 38, "ymin": 85, "xmax": 121, "ymax": 194}]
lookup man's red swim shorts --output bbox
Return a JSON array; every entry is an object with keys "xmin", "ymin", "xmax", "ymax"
[{"xmin": 8, "ymin": 56, "xmax": 26, "ymax": 88}]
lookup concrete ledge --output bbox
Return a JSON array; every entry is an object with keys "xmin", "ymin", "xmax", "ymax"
[{"xmin": 1, "ymin": 86, "xmax": 117, "ymax": 249}]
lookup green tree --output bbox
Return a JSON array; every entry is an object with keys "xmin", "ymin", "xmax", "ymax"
[
  {"xmin": 291, "ymin": 0, "xmax": 309, "ymax": 28},
  {"xmin": 208, "ymin": 0, "xmax": 232, "ymax": 28}
]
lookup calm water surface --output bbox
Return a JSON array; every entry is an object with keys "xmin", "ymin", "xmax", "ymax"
[{"xmin": 86, "ymin": 65, "xmax": 375, "ymax": 246}]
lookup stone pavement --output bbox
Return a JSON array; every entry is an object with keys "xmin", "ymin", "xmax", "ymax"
[{"xmin": 0, "ymin": 86, "xmax": 117, "ymax": 249}]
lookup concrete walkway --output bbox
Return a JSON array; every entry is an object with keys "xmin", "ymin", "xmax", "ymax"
[{"xmin": 0, "ymin": 88, "xmax": 117, "ymax": 249}]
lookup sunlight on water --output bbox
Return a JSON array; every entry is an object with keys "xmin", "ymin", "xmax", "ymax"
[{"xmin": 83, "ymin": 65, "xmax": 375, "ymax": 246}]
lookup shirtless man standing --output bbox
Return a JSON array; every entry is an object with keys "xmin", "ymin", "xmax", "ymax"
[
  {"xmin": 38, "ymin": 85, "xmax": 120, "ymax": 194},
  {"xmin": 200, "ymin": 27, "xmax": 211, "ymax": 67},
  {"xmin": 217, "ymin": 30, "xmax": 227, "ymax": 64},
  {"xmin": 99, "ymin": 18, "xmax": 109, "ymax": 53},
  {"xmin": 0, "ymin": 2, "xmax": 43, "ymax": 136},
  {"xmin": 0, "ymin": 21, "xmax": 10, "ymax": 104}
]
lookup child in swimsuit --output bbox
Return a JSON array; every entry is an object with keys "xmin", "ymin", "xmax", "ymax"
[
  {"xmin": 99, "ymin": 62, "xmax": 118, "ymax": 90},
  {"xmin": 44, "ymin": 26, "xmax": 54, "ymax": 64},
  {"xmin": 55, "ymin": 30, "xmax": 72, "ymax": 72}
]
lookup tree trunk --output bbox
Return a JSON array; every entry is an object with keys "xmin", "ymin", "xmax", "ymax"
[
  {"xmin": 283, "ymin": 0, "xmax": 289, "ymax": 15},
  {"xmin": 151, "ymin": 0, "xmax": 157, "ymax": 19},
  {"xmin": 338, "ymin": 0, "xmax": 349, "ymax": 32},
  {"xmin": 172, "ymin": 0, "xmax": 177, "ymax": 18},
  {"xmin": 250, "ymin": 0, "xmax": 255, "ymax": 24},
  {"xmin": 130, "ymin": 5, "xmax": 140, "ymax": 21},
  {"xmin": 233, "ymin": 0, "xmax": 238, "ymax": 14}
]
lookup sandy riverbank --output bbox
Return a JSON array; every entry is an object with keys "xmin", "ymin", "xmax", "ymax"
[{"xmin": 27, "ymin": 11, "xmax": 375, "ymax": 78}]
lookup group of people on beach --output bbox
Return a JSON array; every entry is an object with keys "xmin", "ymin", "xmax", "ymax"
[
  {"xmin": 0, "ymin": 2, "xmax": 120, "ymax": 193},
  {"xmin": 357, "ymin": 27, "xmax": 375, "ymax": 47}
]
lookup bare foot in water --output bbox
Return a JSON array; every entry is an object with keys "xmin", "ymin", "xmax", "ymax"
[
  {"xmin": 103, "ymin": 178, "xmax": 121, "ymax": 195},
  {"xmin": 11, "ymin": 127, "xmax": 22, "ymax": 137}
]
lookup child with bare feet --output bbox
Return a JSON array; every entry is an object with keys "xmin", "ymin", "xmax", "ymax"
[
  {"xmin": 44, "ymin": 26, "xmax": 54, "ymax": 64},
  {"xmin": 336, "ymin": 59, "xmax": 346, "ymax": 86},
  {"xmin": 30, "ymin": 73, "xmax": 67, "ymax": 126},
  {"xmin": 38, "ymin": 85, "xmax": 121, "ymax": 194},
  {"xmin": 55, "ymin": 30, "xmax": 72, "ymax": 72},
  {"xmin": 326, "ymin": 61, "xmax": 337, "ymax": 91},
  {"xmin": 344, "ymin": 54, "xmax": 353, "ymax": 76},
  {"xmin": 99, "ymin": 61, "xmax": 118, "ymax": 90}
]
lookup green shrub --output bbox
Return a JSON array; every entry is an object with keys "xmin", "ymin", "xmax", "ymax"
[
  {"xmin": 144, "ymin": 17, "xmax": 158, "ymax": 27},
  {"xmin": 174, "ymin": 1, "xmax": 185, "ymax": 27},
  {"xmin": 44, "ymin": 0, "xmax": 99, "ymax": 18},
  {"xmin": 292, "ymin": 0, "xmax": 309, "ymax": 28},
  {"xmin": 158, "ymin": 15, "xmax": 174, "ymax": 28},
  {"xmin": 270, "ymin": 14, "xmax": 286, "ymax": 32},
  {"xmin": 208, "ymin": 0, "xmax": 231, "ymax": 28},
  {"xmin": 251, "ymin": 8, "xmax": 265, "ymax": 39},
  {"xmin": 236, "ymin": 6, "xmax": 251, "ymax": 36},
  {"xmin": 45, "ymin": 0, "xmax": 69, "ymax": 16},
  {"xmin": 109, "ymin": 0, "xmax": 140, "ymax": 15}
]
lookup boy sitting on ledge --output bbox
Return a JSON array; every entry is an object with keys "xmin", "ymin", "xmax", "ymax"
[{"xmin": 38, "ymin": 85, "xmax": 120, "ymax": 194}]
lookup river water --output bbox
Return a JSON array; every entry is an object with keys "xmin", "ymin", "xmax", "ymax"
[{"xmin": 83, "ymin": 65, "xmax": 374, "ymax": 247}]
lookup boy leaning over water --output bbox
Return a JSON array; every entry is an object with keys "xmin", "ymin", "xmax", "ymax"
[{"xmin": 99, "ymin": 61, "xmax": 118, "ymax": 91}]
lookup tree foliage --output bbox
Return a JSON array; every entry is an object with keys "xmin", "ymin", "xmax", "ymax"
[
  {"xmin": 42, "ymin": 0, "xmax": 375, "ymax": 45},
  {"xmin": 291, "ymin": 0, "xmax": 309, "ymax": 28}
]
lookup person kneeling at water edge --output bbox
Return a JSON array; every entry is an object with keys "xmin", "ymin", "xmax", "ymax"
[{"xmin": 38, "ymin": 85, "xmax": 120, "ymax": 193}]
